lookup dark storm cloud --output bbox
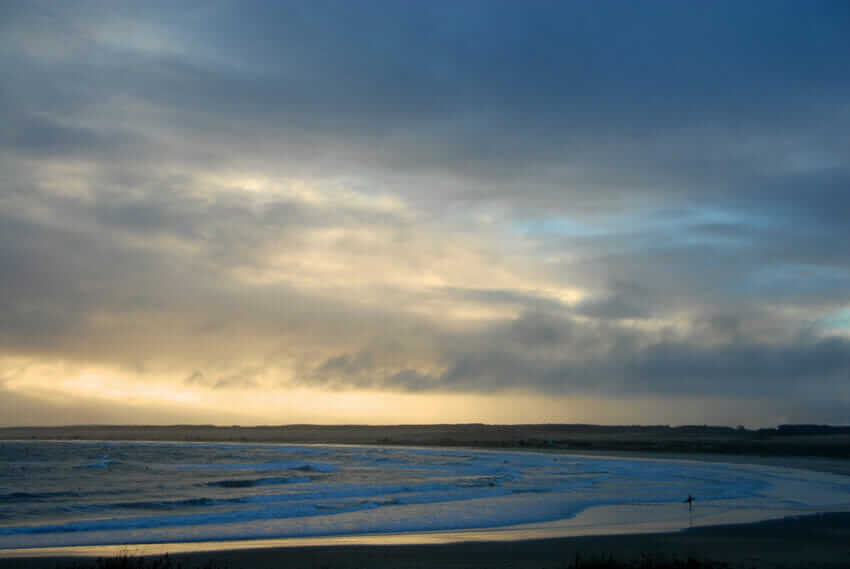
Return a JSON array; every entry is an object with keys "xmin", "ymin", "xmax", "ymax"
[
  {"xmin": 3, "ymin": 1, "xmax": 848, "ymax": 226},
  {"xmin": 1, "ymin": 1, "xmax": 849, "ymax": 422},
  {"xmin": 309, "ymin": 311, "xmax": 850, "ymax": 399},
  {"xmin": 5, "ymin": 1, "xmax": 848, "ymax": 183}
]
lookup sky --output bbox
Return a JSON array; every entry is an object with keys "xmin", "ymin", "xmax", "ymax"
[{"xmin": 1, "ymin": 1, "xmax": 849, "ymax": 427}]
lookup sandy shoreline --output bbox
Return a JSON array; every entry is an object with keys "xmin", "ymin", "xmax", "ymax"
[{"xmin": 2, "ymin": 512, "xmax": 850, "ymax": 568}]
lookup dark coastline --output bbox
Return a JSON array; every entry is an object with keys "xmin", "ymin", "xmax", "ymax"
[
  {"xmin": 2, "ymin": 424, "xmax": 850, "ymax": 459},
  {"xmin": 3, "ymin": 512, "xmax": 850, "ymax": 569}
]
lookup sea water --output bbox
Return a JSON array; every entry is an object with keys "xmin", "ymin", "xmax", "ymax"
[{"xmin": 1, "ymin": 441, "xmax": 849, "ymax": 549}]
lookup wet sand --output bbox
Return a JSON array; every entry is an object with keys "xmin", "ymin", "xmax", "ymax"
[{"xmin": 3, "ymin": 512, "xmax": 850, "ymax": 568}]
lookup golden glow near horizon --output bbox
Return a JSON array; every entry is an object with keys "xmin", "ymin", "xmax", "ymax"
[
  {"xmin": 0, "ymin": 168, "xmax": 841, "ymax": 428},
  {"xmin": 1, "ymin": 353, "xmax": 738, "ymax": 427},
  {"xmin": 0, "ymin": 167, "xmax": 842, "ymax": 428},
  {"xmin": 3, "ymin": 2, "xmax": 849, "ymax": 428}
]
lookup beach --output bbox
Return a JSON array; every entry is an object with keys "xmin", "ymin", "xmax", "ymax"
[
  {"xmin": 1, "ymin": 434, "xmax": 850, "ymax": 568},
  {"xmin": 3, "ymin": 512, "xmax": 850, "ymax": 569}
]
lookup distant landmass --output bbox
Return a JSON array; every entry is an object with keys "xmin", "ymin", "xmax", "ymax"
[{"xmin": 1, "ymin": 423, "xmax": 849, "ymax": 458}]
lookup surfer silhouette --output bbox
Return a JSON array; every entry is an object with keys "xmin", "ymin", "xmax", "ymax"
[{"xmin": 684, "ymin": 494, "xmax": 694, "ymax": 512}]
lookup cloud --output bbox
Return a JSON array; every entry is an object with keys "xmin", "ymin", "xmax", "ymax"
[
  {"xmin": 1, "ymin": 1, "xmax": 848, "ymax": 424},
  {"xmin": 573, "ymin": 282, "xmax": 652, "ymax": 320},
  {"xmin": 301, "ymin": 310, "xmax": 850, "ymax": 403}
]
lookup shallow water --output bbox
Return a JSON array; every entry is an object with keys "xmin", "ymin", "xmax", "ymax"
[{"xmin": 1, "ymin": 441, "xmax": 849, "ymax": 550}]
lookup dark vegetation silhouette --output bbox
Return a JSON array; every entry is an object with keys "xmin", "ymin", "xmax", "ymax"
[
  {"xmin": 64, "ymin": 554, "xmax": 225, "ymax": 569},
  {"xmin": 53, "ymin": 552, "xmax": 790, "ymax": 569},
  {"xmin": 5, "ymin": 423, "xmax": 850, "ymax": 459}
]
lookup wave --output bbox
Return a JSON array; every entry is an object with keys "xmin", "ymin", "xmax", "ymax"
[
  {"xmin": 2, "ymin": 441, "xmax": 845, "ymax": 550},
  {"xmin": 0, "ymin": 491, "xmax": 81, "ymax": 503},
  {"xmin": 0, "ymin": 486, "xmax": 514, "ymax": 536},
  {"xmin": 75, "ymin": 457, "xmax": 120, "ymax": 469},
  {"xmin": 206, "ymin": 476, "xmax": 311, "ymax": 488},
  {"xmin": 176, "ymin": 461, "xmax": 338, "ymax": 472},
  {"xmin": 454, "ymin": 473, "xmax": 517, "ymax": 487},
  {"xmin": 109, "ymin": 497, "xmax": 243, "ymax": 510}
]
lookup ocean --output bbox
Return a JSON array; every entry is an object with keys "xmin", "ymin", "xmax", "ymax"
[{"xmin": 1, "ymin": 441, "xmax": 849, "ymax": 550}]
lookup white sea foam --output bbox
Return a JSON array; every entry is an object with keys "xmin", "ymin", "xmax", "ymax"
[
  {"xmin": 76, "ymin": 457, "xmax": 120, "ymax": 469},
  {"xmin": 1, "ymin": 441, "xmax": 849, "ymax": 549}
]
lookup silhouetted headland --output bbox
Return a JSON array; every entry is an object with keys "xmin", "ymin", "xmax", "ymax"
[{"xmin": 2, "ymin": 423, "xmax": 849, "ymax": 459}]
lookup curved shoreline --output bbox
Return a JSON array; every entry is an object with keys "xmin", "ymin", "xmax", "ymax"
[
  {"xmin": 1, "ymin": 444, "xmax": 848, "ymax": 549},
  {"xmin": 2, "ymin": 444, "xmax": 849, "ymax": 568},
  {"xmin": 3, "ymin": 512, "xmax": 850, "ymax": 568}
]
